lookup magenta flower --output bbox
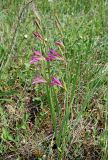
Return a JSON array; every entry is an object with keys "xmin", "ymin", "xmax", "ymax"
[
  {"xmin": 30, "ymin": 56, "xmax": 41, "ymax": 64},
  {"xmin": 50, "ymin": 49, "xmax": 61, "ymax": 57},
  {"xmin": 29, "ymin": 49, "xmax": 45, "ymax": 64},
  {"xmin": 32, "ymin": 75, "xmax": 46, "ymax": 85},
  {"xmin": 32, "ymin": 48, "xmax": 42, "ymax": 56},
  {"xmin": 33, "ymin": 32, "xmax": 43, "ymax": 41},
  {"xmin": 45, "ymin": 54, "xmax": 55, "ymax": 61},
  {"xmin": 45, "ymin": 49, "xmax": 64, "ymax": 61},
  {"xmin": 50, "ymin": 77, "xmax": 63, "ymax": 88}
]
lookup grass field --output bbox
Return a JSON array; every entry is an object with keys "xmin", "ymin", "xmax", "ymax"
[{"xmin": 0, "ymin": 0, "xmax": 108, "ymax": 159}]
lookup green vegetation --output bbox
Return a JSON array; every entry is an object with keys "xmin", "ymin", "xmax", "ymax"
[{"xmin": 0, "ymin": 0, "xmax": 108, "ymax": 159}]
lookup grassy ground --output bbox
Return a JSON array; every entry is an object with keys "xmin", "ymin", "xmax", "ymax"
[{"xmin": 0, "ymin": 0, "xmax": 108, "ymax": 159}]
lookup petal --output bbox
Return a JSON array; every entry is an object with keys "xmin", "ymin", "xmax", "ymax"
[
  {"xmin": 29, "ymin": 56, "xmax": 40, "ymax": 64},
  {"xmin": 32, "ymin": 49, "xmax": 42, "ymax": 56},
  {"xmin": 29, "ymin": 54, "xmax": 45, "ymax": 64},
  {"xmin": 32, "ymin": 76, "xmax": 46, "ymax": 84},
  {"xmin": 49, "ymin": 49, "xmax": 64, "ymax": 60},
  {"xmin": 45, "ymin": 57, "xmax": 52, "ymax": 61},
  {"xmin": 50, "ymin": 77, "xmax": 63, "ymax": 88},
  {"xmin": 49, "ymin": 49, "xmax": 59, "ymax": 56}
]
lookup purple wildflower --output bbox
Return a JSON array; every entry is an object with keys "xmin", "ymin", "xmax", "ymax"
[
  {"xmin": 32, "ymin": 48, "xmax": 42, "ymax": 56},
  {"xmin": 30, "ymin": 56, "xmax": 42, "ymax": 64},
  {"xmin": 50, "ymin": 77, "xmax": 63, "ymax": 88},
  {"xmin": 29, "ymin": 49, "xmax": 45, "ymax": 64},
  {"xmin": 32, "ymin": 75, "xmax": 46, "ymax": 85},
  {"xmin": 45, "ymin": 49, "xmax": 64, "ymax": 61},
  {"xmin": 50, "ymin": 49, "xmax": 61, "ymax": 56},
  {"xmin": 45, "ymin": 53, "xmax": 55, "ymax": 61}
]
